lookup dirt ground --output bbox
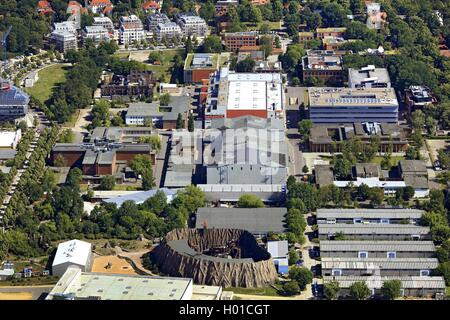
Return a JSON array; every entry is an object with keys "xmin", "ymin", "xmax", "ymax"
[
  {"xmin": 128, "ymin": 50, "xmax": 152, "ymax": 62},
  {"xmin": 91, "ymin": 255, "xmax": 137, "ymax": 275},
  {"xmin": 0, "ymin": 292, "xmax": 33, "ymax": 300},
  {"xmin": 426, "ymin": 139, "xmax": 449, "ymax": 163}
]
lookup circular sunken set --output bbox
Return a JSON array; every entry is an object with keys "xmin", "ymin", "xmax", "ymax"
[{"xmin": 151, "ymin": 228, "xmax": 278, "ymax": 288}]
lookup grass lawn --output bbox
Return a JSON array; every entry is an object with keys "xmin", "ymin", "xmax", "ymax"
[
  {"xmin": 244, "ymin": 21, "xmax": 282, "ymax": 31},
  {"xmin": 372, "ymin": 155, "xmax": 405, "ymax": 166},
  {"xmin": 223, "ymin": 286, "xmax": 281, "ymax": 296},
  {"xmin": 114, "ymin": 52, "xmax": 131, "ymax": 59},
  {"xmin": 447, "ymin": 287, "xmax": 450, "ymax": 297},
  {"xmin": 145, "ymin": 49, "xmax": 184, "ymax": 81},
  {"xmin": 62, "ymin": 109, "xmax": 79, "ymax": 128},
  {"xmin": 25, "ymin": 64, "xmax": 69, "ymax": 104}
]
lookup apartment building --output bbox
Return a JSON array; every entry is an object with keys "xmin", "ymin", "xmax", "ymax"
[
  {"xmin": 175, "ymin": 13, "xmax": 208, "ymax": 38},
  {"xmin": 50, "ymin": 31, "xmax": 78, "ymax": 53},
  {"xmin": 119, "ymin": 15, "xmax": 145, "ymax": 45},
  {"xmin": 82, "ymin": 26, "xmax": 111, "ymax": 44},
  {"xmin": 93, "ymin": 16, "xmax": 114, "ymax": 33},
  {"xmin": 155, "ymin": 22, "xmax": 182, "ymax": 41},
  {"xmin": 146, "ymin": 13, "xmax": 170, "ymax": 32}
]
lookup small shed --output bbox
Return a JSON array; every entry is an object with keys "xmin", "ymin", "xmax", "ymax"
[{"xmin": 267, "ymin": 240, "xmax": 289, "ymax": 274}]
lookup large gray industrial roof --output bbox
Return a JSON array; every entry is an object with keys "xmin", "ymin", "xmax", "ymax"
[
  {"xmin": 318, "ymin": 224, "xmax": 430, "ymax": 235},
  {"xmin": 319, "ymin": 240, "xmax": 436, "ymax": 252},
  {"xmin": 316, "ymin": 208, "xmax": 425, "ymax": 219},
  {"xmin": 323, "ymin": 276, "xmax": 446, "ymax": 289},
  {"xmin": 195, "ymin": 207, "xmax": 287, "ymax": 234},
  {"xmin": 321, "ymin": 257, "xmax": 439, "ymax": 270}
]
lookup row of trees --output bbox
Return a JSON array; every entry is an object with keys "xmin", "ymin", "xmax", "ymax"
[
  {"xmin": 324, "ymin": 279, "xmax": 403, "ymax": 300},
  {"xmin": 0, "ymin": 125, "xmax": 60, "ymax": 259},
  {"xmin": 0, "ymin": 127, "xmax": 35, "ymax": 207}
]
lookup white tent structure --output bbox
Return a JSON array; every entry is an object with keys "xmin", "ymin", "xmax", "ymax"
[{"xmin": 52, "ymin": 240, "xmax": 92, "ymax": 277}]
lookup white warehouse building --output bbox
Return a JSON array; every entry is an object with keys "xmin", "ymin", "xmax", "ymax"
[{"xmin": 52, "ymin": 239, "xmax": 93, "ymax": 277}]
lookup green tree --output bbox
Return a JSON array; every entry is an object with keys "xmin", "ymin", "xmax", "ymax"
[
  {"xmin": 235, "ymin": 57, "xmax": 255, "ymax": 72},
  {"xmin": 288, "ymin": 249, "xmax": 300, "ymax": 265},
  {"xmin": 324, "ymin": 281, "xmax": 340, "ymax": 300},
  {"xmin": 138, "ymin": 135, "xmax": 162, "ymax": 153},
  {"xmin": 202, "ymin": 35, "xmax": 223, "ymax": 53},
  {"xmin": 66, "ymin": 168, "xmax": 83, "ymax": 189},
  {"xmin": 237, "ymin": 194, "xmax": 264, "ymax": 208},
  {"xmin": 288, "ymin": 266, "xmax": 313, "ymax": 290},
  {"xmin": 199, "ymin": 0, "xmax": 215, "ymax": 22},
  {"xmin": 349, "ymin": 281, "xmax": 371, "ymax": 300},
  {"xmin": 176, "ymin": 113, "xmax": 184, "ymax": 129},
  {"xmin": 381, "ymin": 280, "xmax": 402, "ymax": 300},
  {"xmin": 99, "ymin": 175, "xmax": 116, "ymax": 190},
  {"xmin": 185, "ymin": 37, "xmax": 194, "ymax": 54},
  {"xmin": 259, "ymin": 35, "xmax": 273, "ymax": 57},
  {"xmin": 436, "ymin": 262, "xmax": 450, "ymax": 285},
  {"xmin": 172, "ymin": 185, "xmax": 206, "ymax": 215},
  {"xmin": 302, "ymin": 165, "xmax": 309, "ymax": 174},
  {"xmin": 188, "ymin": 114, "xmax": 194, "ymax": 132},
  {"xmin": 411, "ymin": 110, "xmax": 425, "ymax": 130},
  {"xmin": 283, "ymin": 281, "xmax": 300, "ymax": 296},
  {"xmin": 131, "ymin": 155, "xmax": 155, "ymax": 190},
  {"xmin": 160, "ymin": 93, "xmax": 171, "ymax": 106},
  {"xmin": 148, "ymin": 51, "xmax": 163, "ymax": 64},
  {"xmin": 334, "ymin": 158, "xmax": 352, "ymax": 179},
  {"xmin": 298, "ymin": 119, "xmax": 312, "ymax": 141}
]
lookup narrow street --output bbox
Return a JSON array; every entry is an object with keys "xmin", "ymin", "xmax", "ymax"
[
  {"xmin": 300, "ymin": 212, "xmax": 322, "ymax": 299},
  {"xmin": 0, "ymin": 112, "xmax": 44, "ymax": 221}
]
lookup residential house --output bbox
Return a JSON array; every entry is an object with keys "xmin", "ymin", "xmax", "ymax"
[{"xmin": 119, "ymin": 15, "xmax": 145, "ymax": 45}]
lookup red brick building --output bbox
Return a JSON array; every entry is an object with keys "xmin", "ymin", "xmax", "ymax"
[{"xmin": 223, "ymin": 32, "xmax": 258, "ymax": 51}]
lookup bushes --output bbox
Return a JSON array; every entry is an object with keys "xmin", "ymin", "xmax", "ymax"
[
  {"xmin": 381, "ymin": 280, "xmax": 402, "ymax": 300},
  {"xmin": 237, "ymin": 194, "xmax": 264, "ymax": 208},
  {"xmin": 288, "ymin": 266, "xmax": 313, "ymax": 290}
]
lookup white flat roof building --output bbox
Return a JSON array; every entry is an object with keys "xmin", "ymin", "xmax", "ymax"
[
  {"xmin": 46, "ymin": 267, "xmax": 225, "ymax": 300},
  {"xmin": 52, "ymin": 239, "xmax": 92, "ymax": 277},
  {"xmin": 205, "ymin": 68, "xmax": 284, "ymax": 127},
  {"xmin": 0, "ymin": 129, "xmax": 21, "ymax": 149}
]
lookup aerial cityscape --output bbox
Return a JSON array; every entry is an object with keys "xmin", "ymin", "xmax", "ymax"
[{"xmin": 0, "ymin": 0, "xmax": 449, "ymax": 305}]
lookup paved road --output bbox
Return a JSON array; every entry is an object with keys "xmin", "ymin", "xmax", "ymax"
[
  {"xmin": 301, "ymin": 212, "xmax": 322, "ymax": 299},
  {"xmin": 0, "ymin": 285, "xmax": 53, "ymax": 300},
  {"xmin": 155, "ymin": 131, "xmax": 171, "ymax": 188}
]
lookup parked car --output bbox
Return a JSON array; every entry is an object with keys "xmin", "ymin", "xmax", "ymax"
[
  {"xmin": 434, "ymin": 160, "xmax": 442, "ymax": 171},
  {"xmin": 296, "ymin": 259, "xmax": 304, "ymax": 267}
]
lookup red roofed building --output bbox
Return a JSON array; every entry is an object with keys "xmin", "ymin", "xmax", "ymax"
[
  {"xmin": 37, "ymin": 1, "xmax": 54, "ymax": 15},
  {"xmin": 88, "ymin": 0, "xmax": 113, "ymax": 14},
  {"xmin": 142, "ymin": 0, "xmax": 161, "ymax": 13},
  {"xmin": 251, "ymin": 0, "xmax": 270, "ymax": 5}
]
